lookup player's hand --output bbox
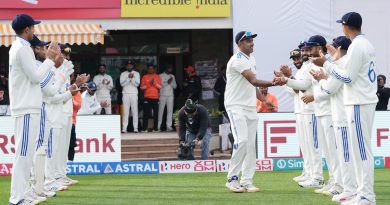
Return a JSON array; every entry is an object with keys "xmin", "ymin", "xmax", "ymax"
[
  {"xmin": 53, "ymin": 53, "xmax": 64, "ymax": 68},
  {"xmin": 168, "ymin": 77, "xmax": 173, "ymax": 84},
  {"xmin": 326, "ymin": 44, "xmax": 342, "ymax": 61},
  {"xmin": 75, "ymin": 74, "xmax": 90, "ymax": 87},
  {"xmin": 273, "ymin": 77, "xmax": 287, "ymax": 86},
  {"xmin": 128, "ymin": 72, "xmax": 134, "ymax": 78},
  {"xmin": 106, "ymin": 79, "xmax": 111, "ymax": 85},
  {"xmin": 301, "ymin": 95, "xmax": 314, "ymax": 104},
  {"xmin": 179, "ymin": 140, "xmax": 185, "ymax": 145},
  {"xmin": 310, "ymin": 69, "xmax": 327, "ymax": 81},
  {"xmin": 100, "ymin": 101, "xmax": 108, "ymax": 107},
  {"xmin": 310, "ymin": 55, "xmax": 326, "ymax": 67},
  {"xmin": 280, "ymin": 65, "xmax": 292, "ymax": 78},
  {"xmin": 274, "ymin": 70, "xmax": 284, "ymax": 77},
  {"xmin": 46, "ymin": 42, "xmax": 60, "ymax": 62},
  {"xmin": 193, "ymin": 139, "xmax": 202, "ymax": 146},
  {"xmin": 69, "ymin": 84, "xmax": 80, "ymax": 96},
  {"xmin": 150, "ymin": 78, "xmax": 154, "ymax": 84}
]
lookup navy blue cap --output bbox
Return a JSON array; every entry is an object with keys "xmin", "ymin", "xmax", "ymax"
[
  {"xmin": 235, "ymin": 31, "xmax": 257, "ymax": 44},
  {"xmin": 11, "ymin": 14, "xmax": 40, "ymax": 31},
  {"xmin": 332, "ymin": 36, "xmax": 351, "ymax": 50},
  {"xmin": 298, "ymin": 41, "xmax": 305, "ymax": 49},
  {"xmin": 87, "ymin": 81, "xmax": 97, "ymax": 91},
  {"xmin": 59, "ymin": 44, "xmax": 71, "ymax": 53},
  {"xmin": 29, "ymin": 35, "xmax": 50, "ymax": 47},
  {"xmin": 301, "ymin": 35, "xmax": 327, "ymax": 48},
  {"xmin": 290, "ymin": 49, "xmax": 301, "ymax": 59},
  {"xmin": 336, "ymin": 12, "xmax": 362, "ymax": 28}
]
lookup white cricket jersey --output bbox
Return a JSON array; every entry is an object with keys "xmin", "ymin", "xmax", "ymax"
[
  {"xmin": 159, "ymin": 72, "xmax": 177, "ymax": 96},
  {"xmin": 316, "ymin": 57, "xmax": 348, "ymax": 126},
  {"xmin": 36, "ymin": 60, "xmax": 66, "ymax": 102},
  {"xmin": 311, "ymin": 65, "xmax": 331, "ymax": 117},
  {"xmin": 224, "ymin": 51, "xmax": 257, "ymax": 111},
  {"xmin": 120, "ymin": 70, "xmax": 140, "ymax": 94},
  {"xmin": 324, "ymin": 34, "xmax": 378, "ymax": 105},
  {"xmin": 8, "ymin": 37, "xmax": 55, "ymax": 116},
  {"xmin": 285, "ymin": 68, "xmax": 305, "ymax": 114},
  {"xmin": 93, "ymin": 74, "xmax": 113, "ymax": 99},
  {"xmin": 78, "ymin": 91, "xmax": 101, "ymax": 115},
  {"xmin": 286, "ymin": 61, "xmax": 314, "ymax": 114}
]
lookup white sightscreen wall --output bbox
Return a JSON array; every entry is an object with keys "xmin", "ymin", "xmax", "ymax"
[{"xmin": 233, "ymin": 0, "xmax": 389, "ymax": 111}]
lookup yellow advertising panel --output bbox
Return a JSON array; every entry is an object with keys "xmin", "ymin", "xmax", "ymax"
[{"xmin": 121, "ymin": 0, "xmax": 230, "ymax": 17}]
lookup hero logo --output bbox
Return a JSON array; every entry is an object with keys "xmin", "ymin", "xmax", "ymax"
[
  {"xmin": 264, "ymin": 120, "xmax": 301, "ymax": 158},
  {"xmin": 159, "ymin": 160, "xmax": 215, "ymax": 173},
  {"xmin": 0, "ymin": 133, "xmax": 115, "ymax": 155}
]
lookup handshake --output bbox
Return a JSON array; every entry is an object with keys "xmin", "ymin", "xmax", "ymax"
[{"xmin": 272, "ymin": 65, "xmax": 292, "ymax": 86}]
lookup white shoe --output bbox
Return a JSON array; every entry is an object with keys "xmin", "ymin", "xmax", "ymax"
[
  {"xmin": 64, "ymin": 176, "xmax": 79, "ymax": 185},
  {"xmin": 13, "ymin": 199, "xmax": 35, "ymax": 205},
  {"xmin": 44, "ymin": 181, "xmax": 68, "ymax": 192},
  {"xmin": 356, "ymin": 196, "xmax": 376, "ymax": 205},
  {"xmin": 322, "ymin": 184, "xmax": 342, "ymax": 196},
  {"xmin": 293, "ymin": 173, "xmax": 308, "ymax": 182},
  {"xmin": 341, "ymin": 196, "xmax": 359, "ymax": 205},
  {"xmin": 314, "ymin": 181, "xmax": 333, "ymax": 194},
  {"xmin": 332, "ymin": 192, "xmax": 356, "ymax": 203},
  {"xmin": 43, "ymin": 190, "xmax": 56, "ymax": 198},
  {"xmin": 298, "ymin": 178, "xmax": 324, "ymax": 188},
  {"xmin": 242, "ymin": 184, "xmax": 260, "ymax": 192},
  {"xmin": 56, "ymin": 177, "xmax": 73, "ymax": 186},
  {"xmin": 166, "ymin": 127, "xmax": 174, "ymax": 132},
  {"xmin": 225, "ymin": 176, "xmax": 245, "ymax": 193}
]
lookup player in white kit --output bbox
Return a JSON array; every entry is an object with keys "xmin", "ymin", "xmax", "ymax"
[
  {"xmin": 312, "ymin": 12, "xmax": 378, "ymax": 205},
  {"xmin": 158, "ymin": 65, "xmax": 177, "ymax": 131},
  {"xmin": 224, "ymin": 31, "xmax": 274, "ymax": 193},
  {"xmin": 310, "ymin": 36, "xmax": 358, "ymax": 203},
  {"xmin": 93, "ymin": 64, "xmax": 113, "ymax": 114},
  {"xmin": 8, "ymin": 14, "xmax": 63, "ymax": 205}
]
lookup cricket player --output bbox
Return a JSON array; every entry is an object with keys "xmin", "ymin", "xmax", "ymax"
[
  {"xmin": 78, "ymin": 81, "xmax": 103, "ymax": 115},
  {"xmin": 274, "ymin": 38, "xmax": 325, "ymax": 188},
  {"xmin": 158, "ymin": 65, "xmax": 177, "ymax": 131},
  {"xmin": 8, "ymin": 14, "xmax": 63, "ymax": 205},
  {"xmin": 310, "ymin": 36, "xmax": 357, "ymax": 203},
  {"xmin": 120, "ymin": 60, "xmax": 140, "ymax": 133},
  {"xmin": 93, "ymin": 64, "xmax": 113, "ymax": 114},
  {"xmin": 224, "ymin": 31, "xmax": 274, "ymax": 193},
  {"xmin": 275, "ymin": 47, "xmax": 311, "ymax": 183},
  {"xmin": 312, "ymin": 12, "xmax": 378, "ymax": 205}
]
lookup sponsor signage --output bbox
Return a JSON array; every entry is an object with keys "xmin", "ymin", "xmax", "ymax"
[
  {"xmin": 257, "ymin": 112, "xmax": 390, "ymax": 159},
  {"xmin": 66, "ymin": 162, "xmax": 102, "ymax": 175},
  {"xmin": 102, "ymin": 161, "xmax": 159, "ymax": 174},
  {"xmin": 216, "ymin": 159, "xmax": 273, "ymax": 172},
  {"xmin": 0, "ymin": 163, "xmax": 12, "ymax": 176},
  {"xmin": 121, "ymin": 0, "xmax": 231, "ymax": 18},
  {"xmin": 159, "ymin": 160, "xmax": 216, "ymax": 173},
  {"xmin": 0, "ymin": 115, "xmax": 121, "ymax": 163}
]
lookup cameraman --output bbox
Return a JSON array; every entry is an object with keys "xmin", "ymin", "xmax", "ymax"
[{"xmin": 178, "ymin": 99, "xmax": 212, "ymax": 160}]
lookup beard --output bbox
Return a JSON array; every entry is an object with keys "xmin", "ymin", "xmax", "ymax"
[
  {"xmin": 294, "ymin": 62, "xmax": 302, "ymax": 69},
  {"xmin": 302, "ymin": 55, "xmax": 309, "ymax": 62}
]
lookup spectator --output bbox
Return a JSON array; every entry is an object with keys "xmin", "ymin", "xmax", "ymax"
[
  {"xmin": 120, "ymin": 61, "xmax": 140, "ymax": 133},
  {"xmin": 69, "ymin": 73, "xmax": 82, "ymax": 161},
  {"xmin": 213, "ymin": 65, "xmax": 227, "ymax": 112},
  {"xmin": 93, "ymin": 64, "xmax": 113, "ymax": 114},
  {"xmin": 178, "ymin": 99, "xmax": 212, "ymax": 160},
  {"xmin": 376, "ymin": 74, "xmax": 390, "ymax": 110},
  {"xmin": 0, "ymin": 73, "xmax": 10, "ymax": 115},
  {"xmin": 183, "ymin": 66, "xmax": 202, "ymax": 102},
  {"xmin": 256, "ymin": 87, "xmax": 278, "ymax": 112},
  {"xmin": 158, "ymin": 65, "xmax": 177, "ymax": 131},
  {"xmin": 140, "ymin": 65, "xmax": 162, "ymax": 132},
  {"xmin": 78, "ymin": 81, "xmax": 107, "ymax": 115}
]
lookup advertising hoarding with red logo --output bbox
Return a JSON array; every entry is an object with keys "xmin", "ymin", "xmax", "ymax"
[
  {"xmin": 216, "ymin": 159, "xmax": 273, "ymax": 172},
  {"xmin": 159, "ymin": 160, "xmax": 216, "ymax": 174},
  {"xmin": 0, "ymin": 115, "xmax": 121, "ymax": 164},
  {"xmin": 257, "ymin": 112, "xmax": 390, "ymax": 159}
]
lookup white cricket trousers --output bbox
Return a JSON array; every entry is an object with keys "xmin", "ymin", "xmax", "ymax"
[
  {"xmin": 60, "ymin": 117, "xmax": 72, "ymax": 178},
  {"xmin": 96, "ymin": 96, "xmax": 112, "ymax": 114},
  {"xmin": 158, "ymin": 95, "xmax": 174, "ymax": 129},
  {"xmin": 333, "ymin": 124, "xmax": 357, "ymax": 195},
  {"xmin": 346, "ymin": 104, "xmax": 376, "ymax": 202},
  {"xmin": 226, "ymin": 108, "xmax": 258, "ymax": 186},
  {"xmin": 317, "ymin": 115, "xmax": 341, "ymax": 185},
  {"xmin": 9, "ymin": 114, "xmax": 40, "ymax": 204},
  {"xmin": 45, "ymin": 127, "xmax": 62, "ymax": 183},
  {"xmin": 122, "ymin": 93, "xmax": 138, "ymax": 131},
  {"xmin": 296, "ymin": 114, "xmax": 310, "ymax": 176},
  {"xmin": 302, "ymin": 114, "xmax": 323, "ymax": 180}
]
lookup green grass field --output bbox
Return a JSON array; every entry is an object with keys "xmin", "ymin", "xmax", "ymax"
[{"xmin": 1, "ymin": 169, "xmax": 389, "ymax": 205}]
